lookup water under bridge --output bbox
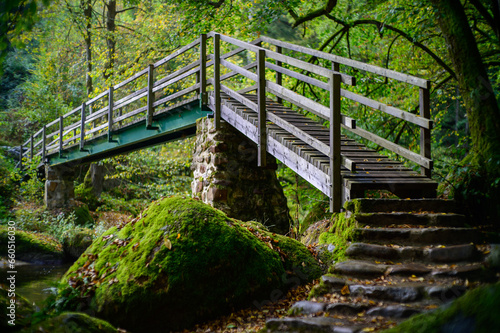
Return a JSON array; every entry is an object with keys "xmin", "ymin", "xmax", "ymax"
[{"xmin": 18, "ymin": 32, "xmax": 437, "ymax": 212}]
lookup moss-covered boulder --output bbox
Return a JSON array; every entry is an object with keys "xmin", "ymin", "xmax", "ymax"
[
  {"xmin": 58, "ymin": 196, "xmax": 321, "ymax": 332},
  {"xmin": 19, "ymin": 312, "xmax": 118, "ymax": 333},
  {"xmin": 1, "ymin": 286, "xmax": 34, "ymax": 332},
  {"xmin": 0, "ymin": 226, "xmax": 64, "ymax": 264},
  {"xmin": 62, "ymin": 228, "xmax": 93, "ymax": 260}
]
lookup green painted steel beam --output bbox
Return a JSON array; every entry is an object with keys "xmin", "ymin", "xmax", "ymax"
[{"xmin": 47, "ymin": 101, "xmax": 210, "ymax": 166}]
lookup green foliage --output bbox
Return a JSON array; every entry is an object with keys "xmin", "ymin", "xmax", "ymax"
[
  {"xmin": 383, "ymin": 282, "xmax": 500, "ymax": 333},
  {"xmin": 0, "ymin": 152, "xmax": 15, "ymax": 219},
  {"xmin": 277, "ymin": 163, "xmax": 329, "ymax": 237},
  {"xmin": 13, "ymin": 207, "xmax": 91, "ymax": 244}
]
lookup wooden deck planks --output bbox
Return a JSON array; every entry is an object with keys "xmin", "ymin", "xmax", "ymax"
[{"xmin": 211, "ymin": 92, "xmax": 437, "ymax": 202}]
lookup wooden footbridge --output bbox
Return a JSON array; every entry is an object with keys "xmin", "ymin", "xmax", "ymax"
[{"xmin": 18, "ymin": 32, "xmax": 437, "ymax": 212}]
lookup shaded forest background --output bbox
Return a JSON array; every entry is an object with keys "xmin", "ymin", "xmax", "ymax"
[{"xmin": 1, "ymin": 0, "xmax": 499, "ymax": 230}]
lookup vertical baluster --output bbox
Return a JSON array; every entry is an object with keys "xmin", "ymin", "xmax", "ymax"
[
  {"xmin": 257, "ymin": 48, "xmax": 267, "ymax": 167},
  {"xmin": 108, "ymin": 87, "xmax": 114, "ymax": 142},
  {"xmin": 30, "ymin": 135, "xmax": 33, "ymax": 160},
  {"xmin": 200, "ymin": 34, "xmax": 207, "ymax": 108},
  {"xmin": 276, "ymin": 45, "xmax": 282, "ymax": 104},
  {"xmin": 329, "ymin": 72, "xmax": 342, "ymax": 213},
  {"xmin": 214, "ymin": 33, "xmax": 221, "ymax": 130},
  {"xmin": 59, "ymin": 116, "xmax": 64, "ymax": 158},
  {"xmin": 19, "ymin": 144, "xmax": 23, "ymax": 170},
  {"xmin": 419, "ymin": 85, "xmax": 432, "ymax": 177},
  {"xmin": 147, "ymin": 64, "xmax": 155, "ymax": 129},
  {"xmin": 42, "ymin": 125, "xmax": 46, "ymax": 162},
  {"xmin": 80, "ymin": 102, "xmax": 86, "ymax": 151}
]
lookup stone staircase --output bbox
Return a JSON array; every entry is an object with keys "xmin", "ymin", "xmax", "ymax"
[{"xmin": 262, "ymin": 199, "xmax": 496, "ymax": 333}]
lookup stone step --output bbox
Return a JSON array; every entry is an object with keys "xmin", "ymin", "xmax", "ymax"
[
  {"xmin": 346, "ymin": 198, "xmax": 461, "ymax": 214},
  {"xmin": 289, "ymin": 301, "xmax": 423, "ymax": 319},
  {"xmin": 265, "ymin": 317, "xmax": 372, "ymax": 333},
  {"xmin": 354, "ymin": 212, "xmax": 467, "ymax": 228},
  {"xmin": 346, "ymin": 243, "xmax": 482, "ymax": 263},
  {"xmin": 365, "ymin": 305, "xmax": 422, "ymax": 319},
  {"xmin": 332, "ymin": 260, "xmax": 488, "ymax": 280},
  {"xmin": 354, "ymin": 227, "xmax": 482, "ymax": 246},
  {"xmin": 347, "ymin": 284, "xmax": 467, "ymax": 303}
]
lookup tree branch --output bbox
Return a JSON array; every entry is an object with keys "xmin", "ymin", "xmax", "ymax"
[
  {"xmin": 325, "ymin": 14, "xmax": 457, "ymax": 79},
  {"xmin": 116, "ymin": 7, "xmax": 136, "ymax": 15},
  {"xmin": 292, "ymin": 0, "xmax": 338, "ymax": 27},
  {"xmin": 468, "ymin": 0, "xmax": 500, "ymax": 41}
]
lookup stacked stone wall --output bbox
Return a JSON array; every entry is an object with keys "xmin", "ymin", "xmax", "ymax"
[{"xmin": 191, "ymin": 118, "xmax": 291, "ymax": 234}]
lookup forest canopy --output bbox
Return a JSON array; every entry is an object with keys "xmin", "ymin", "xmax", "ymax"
[{"xmin": 1, "ymin": 0, "xmax": 499, "ymax": 220}]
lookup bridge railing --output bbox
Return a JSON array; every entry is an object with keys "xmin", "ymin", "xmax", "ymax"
[
  {"xmin": 20, "ymin": 38, "xmax": 203, "ymax": 166},
  {"xmin": 258, "ymin": 36, "xmax": 433, "ymax": 178}
]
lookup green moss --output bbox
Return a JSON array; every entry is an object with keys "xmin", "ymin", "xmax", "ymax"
[
  {"xmin": 57, "ymin": 196, "xmax": 319, "ymax": 332},
  {"xmin": 343, "ymin": 199, "xmax": 362, "ymax": 214},
  {"xmin": 72, "ymin": 205, "xmax": 93, "ymax": 226},
  {"xmin": 20, "ymin": 312, "xmax": 117, "ymax": 333},
  {"xmin": 383, "ymin": 282, "xmax": 500, "ymax": 333},
  {"xmin": 74, "ymin": 168, "xmax": 99, "ymax": 211},
  {"xmin": 0, "ymin": 226, "xmax": 64, "ymax": 261},
  {"xmin": 318, "ymin": 212, "xmax": 358, "ymax": 263}
]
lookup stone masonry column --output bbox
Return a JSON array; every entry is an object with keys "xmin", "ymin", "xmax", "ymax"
[
  {"xmin": 191, "ymin": 118, "xmax": 292, "ymax": 234},
  {"xmin": 45, "ymin": 164, "xmax": 75, "ymax": 209}
]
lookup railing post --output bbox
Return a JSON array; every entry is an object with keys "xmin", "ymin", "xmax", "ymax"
[
  {"xmin": 329, "ymin": 72, "xmax": 342, "ymax": 213},
  {"xmin": 200, "ymin": 34, "xmax": 207, "ymax": 108},
  {"xmin": 42, "ymin": 125, "xmax": 46, "ymax": 162},
  {"xmin": 257, "ymin": 48, "xmax": 267, "ymax": 167},
  {"xmin": 89, "ymin": 104, "xmax": 94, "ymax": 129},
  {"xmin": 80, "ymin": 102, "xmax": 86, "ymax": 151},
  {"xmin": 59, "ymin": 116, "xmax": 64, "ymax": 158},
  {"xmin": 276, "ymin": 45, "xmax": 282, "ymax": 104},
  {"xmin": 30, "ymin": 135, "xmax": 33, "ymax": 160},
  {"xmin": 19, "ymin": 144, "xmax": 23, "ymax": 170},
  {"xmin": 108, "ymin": 87, "xmax": 114, "ymax": 142},
  {"xmin": 147, "ymin": 64, "xmax": 155, "ymax": 129},
  {"xmin": 214, "ymin": 33, "xmax": 221, "ymax": 130},
  {"xmin": 419, "ymin": 86, "xmax": 432, "ymax": 177}
]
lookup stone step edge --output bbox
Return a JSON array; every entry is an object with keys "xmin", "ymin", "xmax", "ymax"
[
  {"xmin": 289, "ymin": 300, "xmax": 427, "ymax": 319},
  {"xmin": 345, "ymin": 242, "xmax": 483, "ymax": 263},
  {"xmin": 332, "ymin": 259, "xmax": 487, "ymax": 279},
  {"xmin": 344, "ymin": 198, "xmax": 461, "ymax": 214},
  {"xmin": 353, "ymin": 212, "xmax": 467, "ymax": 228},
  {"xmin": 354, "ymin": 227, "xmax": 483, "ymax": 245}
]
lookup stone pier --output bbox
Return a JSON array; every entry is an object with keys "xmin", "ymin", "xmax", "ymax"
[
  {"xmin": 44, "ymin": 164, "xmax": 75, "ymax": 209},
  {"xmin": 191, "ymin": 118, "xmax": 291, "ymax": 234}
]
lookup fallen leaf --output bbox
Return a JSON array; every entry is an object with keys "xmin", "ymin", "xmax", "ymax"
[
  {"xmin": 341, "ymin": 285, "xmax": 350, "ymax": 295},
  {"xmin": 164, "ymin": 239, "xmax": 172, "ymax": 250}
]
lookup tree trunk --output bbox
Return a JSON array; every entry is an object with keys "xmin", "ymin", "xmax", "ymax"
[
  {"xmin": 430, "ymin": 0, "xmax": 500, "ymax": 173},
  {"xmin": 104, "ymin": 0, "xmax": 116, "ymax": 80},
  {"xmin": 83, "ymin": 0, "xmax": 92, "ymax": 95}
]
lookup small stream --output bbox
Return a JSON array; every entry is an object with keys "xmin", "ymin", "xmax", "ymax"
[{"xmin": 1, "ymin": 259, "xmax": 71, "ymax": 309}]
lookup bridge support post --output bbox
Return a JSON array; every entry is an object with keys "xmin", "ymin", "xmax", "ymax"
[
  {"xmin": 329, "ymin": 72, "xmax": 342, "ymax": 213},
  {"xmin": 213, "ymin": 33, "xmax": 221, "ymax": 130},
  {"xmin": 191, "ymin": 117, "xmax": 291, "ymax": 234},
  {"xmin": 44, "ymin": 164, "xmax": 75, "ymax": 209}
]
